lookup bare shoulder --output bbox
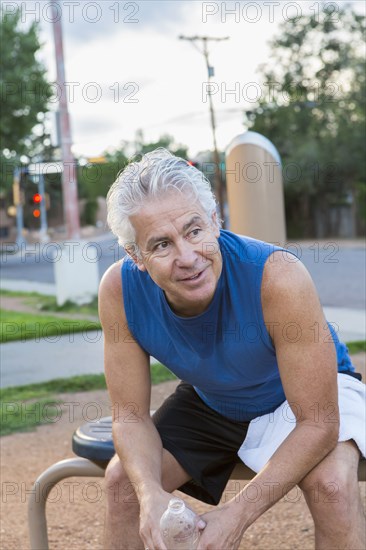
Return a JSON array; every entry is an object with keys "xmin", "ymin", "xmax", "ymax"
[
  {"xmin": 98, "ymin": 259, "xmax": 125, "ymax": 328},
  {"xmin": 99, "ymin": 259, "xmax": 123, "ymax": 300},
  {"xmin": 99, "ymin": 258, "xmax": 150, "ymax": 410},
  {"xmin": 261, "ymin": 251, "xmax": 337, "ymax": 426},
  {"xmin": 261, "ymin": 250, "xmax": 317, "ymax": 310},
  {"xmin": 260, "ymin": 250, "xmax": 327, "ymax": 348}
]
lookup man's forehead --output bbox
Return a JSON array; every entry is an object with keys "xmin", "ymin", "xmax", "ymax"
[
  {"xmin": 132, "ymin": 204, "xmax": 209, "ymax": 244},
  {"xmin": 151, "ymin": 212, "xmax": 205, "ymax": 232}
]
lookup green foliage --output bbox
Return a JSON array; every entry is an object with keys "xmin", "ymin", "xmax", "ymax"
[
  {"xmin": 355, "ymin": 181, "xmax": 366, "ymax": 223},
  {"xmin": 244, "ymin": 6, "xmax": 365, "ymax": 237},
  {"xmin": 81, "ymin": 197, "xmax": 98, "ymax": 226},
  {"xmin": 77, "ymin": 162, "xmax": 124, "ymax": 201},
  {"xmin": 78, "ymin": 133, "xmax": 189, "ymax": 207},
  {"xmin": 0, "ymin": 8, "xmax": 52, "ymax": 161},
  {"xmin": 133, "ymin": 130, "xmax": 188, "ymax": 158},
  {"xmin": 104, "ymin": 147, "xmax": 129, "ymax": 167},
  {"xmin": 104, "ymin": 131, "xmax": 188, "ymax": 166}
]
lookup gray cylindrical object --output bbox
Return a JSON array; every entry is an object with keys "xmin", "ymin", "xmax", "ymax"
[{"xmin": 225, "ymin": 131, "xmax": 286, "ymax": 246}]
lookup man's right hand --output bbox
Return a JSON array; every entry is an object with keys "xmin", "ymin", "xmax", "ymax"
[
  {"xmin": 139, "ymin": 489, "xmax": 175, "ymax": 550},
  {"xmin": 139, "ymin": 491, "xmax": 206, "ymax": 550}
]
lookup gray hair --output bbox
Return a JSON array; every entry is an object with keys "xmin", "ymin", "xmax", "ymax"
[{"xmin": 106, "ymin": 148, "xmax": 221, "ymax": 248}]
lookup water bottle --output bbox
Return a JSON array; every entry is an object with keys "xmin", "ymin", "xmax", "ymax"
[{"xmin": 160, "ymin": 497, "xmax": 200, "ymax": 549}]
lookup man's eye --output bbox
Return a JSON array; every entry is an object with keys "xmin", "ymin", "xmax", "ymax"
[
  {"xmin": 156, "ymin": 241, "xmax": 169, "ymax": 250},
  {"xmin": 190, "ymin": 228, "xmax": 202, "ymax": 237}
]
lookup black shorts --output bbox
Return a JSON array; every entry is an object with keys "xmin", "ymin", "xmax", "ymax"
[{"xmin": 152, "ymin": 381, "xmax": 250, "ymax": 505}]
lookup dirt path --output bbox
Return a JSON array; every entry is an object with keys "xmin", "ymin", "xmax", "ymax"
[{"xmin": 1, "ymin": 358, "xmax": 365, "ymax": 550}]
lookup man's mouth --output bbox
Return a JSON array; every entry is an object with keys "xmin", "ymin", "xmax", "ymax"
[
  {"xmin": 186, "ymin": 272, "xmax": 201, "ymax": 280},
  {"xmin": 180, "ymin": 268, "xmax": 206, "ymax": 282}
]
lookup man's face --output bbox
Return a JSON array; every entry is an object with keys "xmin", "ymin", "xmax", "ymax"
[{"xmin": 129, "ymin": 191, "xmax": 222, "ymax": 317}]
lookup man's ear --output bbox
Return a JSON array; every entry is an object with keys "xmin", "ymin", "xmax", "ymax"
[
  {"xmin": 124, "ymin": 244, "xmax": 146, "ymax": 272},
  {"xmin": 211, "ymin": 211, "xmax": 220, "ymax": 238}
]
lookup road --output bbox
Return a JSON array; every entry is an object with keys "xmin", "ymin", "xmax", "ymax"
[
  {"xmin": 1, "ymin": 234, "xmax": 365, "ymax": 310},
  {"xmin": 1, "ymin": 234, "xmax": 365, "ymax": 387},
  {"xmin": 0, "ymin": 234, "xmax": 124, "ymax": 283}
]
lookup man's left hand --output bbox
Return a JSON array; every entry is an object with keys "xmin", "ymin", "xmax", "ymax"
[{"xmin": 197, "ymin": 504, "xmax": 244, "ymax": 550}]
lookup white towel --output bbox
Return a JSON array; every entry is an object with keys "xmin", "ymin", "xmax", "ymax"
[{"xmin": 238, "ymin": 373, "xmax": 366, "ymax": 473}]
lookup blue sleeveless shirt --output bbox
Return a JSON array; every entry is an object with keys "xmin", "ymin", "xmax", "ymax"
[{"xmin": 122, "ymin": 230, "xmax": 355, "ymax": 421}]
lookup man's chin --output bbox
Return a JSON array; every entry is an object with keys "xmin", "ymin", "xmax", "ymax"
[{"xmin": 171, "ymin": 288, "xmax": 216, "ymax": 316}]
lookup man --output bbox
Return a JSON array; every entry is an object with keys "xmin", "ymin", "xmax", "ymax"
[{"xmin": 99, "ymin": 148, "xmax": 365, "ymax": 549}]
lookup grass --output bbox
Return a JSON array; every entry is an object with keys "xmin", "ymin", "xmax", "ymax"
[
  {"xmin": 0, "ymin": 289, "xmax": 99, "ymax": 317},
  {"xmin": 1, "ymin": 289, "xmax": 365, "ymax": 436},
  {"xmin": 37, "ymin": 296, "xmax": 99, "ymax": 316},
  {"xmin": 0, "ymin": 364, "xmax": 177, "ymax": 436},
  {"xmin": 0, "ymin": 309, "xmax": 101, "ymax": 343},
  {"xmin": 346, "ymin": 340, "xmax": 366, "ymax": 354},
  {"xmin": 0, "ymin": 374, "xmax": 108, "ymax": 402},
  {"xmin": 0, "ymin": 289, "xmax": 47, "ymax": 298},
  {"xmin": 1, "ymin": 398, "xmax": 64, "ymax": 436}
]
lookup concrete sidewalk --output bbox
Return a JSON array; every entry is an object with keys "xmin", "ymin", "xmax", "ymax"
[
  {"xmin": 323, "ymin": 307, "xmax": 365, "ymax": 344},
  {"xmin": 1, "ymin": 267, "xmax": 365, "ymax": 387},
  {"xmin": 1, "ymin": 305, "xmax": 364, "ymax": 388},
  {"xmin": 1, "ymin": 331, "xmax": 104, "ymax": 388}
]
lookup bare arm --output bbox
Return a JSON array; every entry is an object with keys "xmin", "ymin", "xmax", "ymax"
[
  {"xmin": 99, "ymin": 262, "xmax": 169, "ymax": 544},
  {"xmin": 198, "ymin": 253, "xmax": 339, "ymax": 549}
]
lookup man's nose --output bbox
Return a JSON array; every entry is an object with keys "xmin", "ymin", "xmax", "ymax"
[{"xmin": 175, "ymin": 239, "xmax": 197, "ymax": 267}]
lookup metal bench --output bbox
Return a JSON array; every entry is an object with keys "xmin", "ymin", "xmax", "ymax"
[{"xmin": 28, "ymin": 416, "xmax": 366, "ymax": 550}]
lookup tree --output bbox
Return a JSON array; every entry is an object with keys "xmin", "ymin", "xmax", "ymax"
[
  {"xmin": 133, "ymin": 130, "xmax": 188, "ymax": 159},
  {"xmin": 0, "ymin": 8, "xmax": 52, "ymax": 164},
  {"xmin": 76, "ymin": 134, "xmax": 190, "ymax": 225},
  {"xmin": 244, "ymin": 5, "xmax": 365, "ymax": 237}
]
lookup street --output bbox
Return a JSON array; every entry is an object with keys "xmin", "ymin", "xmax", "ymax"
[
  {"xmin": 0, "ymin": 234, "xmax": 125, "ymax": 284},
  {"xmin": 1, "ymin": 234, "xmax": 365, "ymax": 310},
  {"xmin": 1, "ymin": 235, "xmax": 365, "ymax": 387}
]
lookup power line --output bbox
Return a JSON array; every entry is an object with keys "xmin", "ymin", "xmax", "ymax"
[{"xmin": 179, "ymin": 35, "xmax": 229, "ymax": 225}]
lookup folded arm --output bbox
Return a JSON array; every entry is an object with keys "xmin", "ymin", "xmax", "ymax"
[
  {"xmin": 198, "ymin": 252, "xmax": 339, "ymax": 549},
  {"xmin": 99, "ymin": 261, "xmax": 170, "ymax": 547}
]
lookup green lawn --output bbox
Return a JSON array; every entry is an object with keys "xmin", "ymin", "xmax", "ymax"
[
  {"xmin": 0, "ymin": 364, "xmax": 177, "ymax": 436},
  {"xmin": 1, "ymin": 289, "xmax": 364, "ymax": 436},
  {"xmin": 346, "ymin": 340, "xmax": 366, "ymax": 354},
  {"xmin": 0, "ymin": 289, "xmax": 99, "ymax": 316},
  {"xmin": 0, "ymin": 309, "xmax": 101, "ymax": 343}
]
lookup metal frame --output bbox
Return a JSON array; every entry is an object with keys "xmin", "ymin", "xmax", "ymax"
[
  {"xmin": 28, "ymin": 453, "xmax": 365, "ymax": 549},
  {"xmin": 28, "ymin": 458, "xmax": 104, "ymax": 549},
  {"xmin": 27, "ymin": 456, "xmax": 257, "ymax": 550}
]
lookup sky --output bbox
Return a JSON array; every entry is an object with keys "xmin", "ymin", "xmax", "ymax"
[{"xmin": 3, "ymin": 0, "xmax": 365, "ymax": 158}]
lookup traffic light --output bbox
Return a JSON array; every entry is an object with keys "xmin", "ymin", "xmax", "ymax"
[{"xmin": 32, "ymin": 193, "xmax": 42, "ymax": 218}]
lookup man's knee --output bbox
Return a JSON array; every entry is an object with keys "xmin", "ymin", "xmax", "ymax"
[
  {"xmin": 299, "ymin": 443, "xmax": 361, "ymax": 520},
  {"xmin": 301, "ymin": 469, "xmax": 348, "ymax": 509},
  {"xmin": 105, "ymin": 455, "xmax": 140, "ymax": 510}
]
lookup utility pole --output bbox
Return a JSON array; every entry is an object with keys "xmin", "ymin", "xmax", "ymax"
[
  {"xmin": 13, "ymin": 167, "xmax": 26, "ymax": 247},
  {"xmin": 52, "ymin": 1, "xmax": 80, "ymax": 239},
  {"xmin": 179, "ymin": 35, "xmax": 229, "ymax": 225}
]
